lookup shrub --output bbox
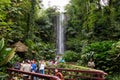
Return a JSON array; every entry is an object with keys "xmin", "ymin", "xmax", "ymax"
[
  {"xmin": 81, "ymin": 41, "xmax": 120, "ymax": 74},
  {"xmin": 107, "ymin": 73, "xmax": 120, "ymax": 80},
  {"xmin": 66, "ymin": 39, "xmax": 88, "ymax": 53},
  {"xmin": 25, "ymin": 39, "xmax": 56, "ymax": 60},
  {"xmin": 63, "ymin": 50, "xmax": 80, "ymax": 62}
]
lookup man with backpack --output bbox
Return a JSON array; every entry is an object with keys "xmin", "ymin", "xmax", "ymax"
[{"xmin": 14, "ymin": 61, "xmax": 21, "ymax": 70}]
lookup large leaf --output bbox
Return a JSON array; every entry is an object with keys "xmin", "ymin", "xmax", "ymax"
[
  {"xmin": 0, "ymin": 72, "xmax": 9, "ymax": 79},
  {"xmin": 0, "ymin": 38, "xmax": 4, "ymax": 51},
  {"xmin": 0, "ymin": 48, "xmax": 16, "ymax": 67}
]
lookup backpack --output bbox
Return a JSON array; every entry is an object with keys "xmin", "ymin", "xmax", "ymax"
[{"xmin": 14, "ymin": 62, "xmax": 21, "ymax": 69}]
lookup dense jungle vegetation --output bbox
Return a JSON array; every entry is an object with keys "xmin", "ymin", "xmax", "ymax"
[{"xmin": 0, "ymin": 0, "xmax": 120, "ymax": 79}]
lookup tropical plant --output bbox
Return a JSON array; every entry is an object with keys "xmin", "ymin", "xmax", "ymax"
[
  {"xmin": 66, "ymin": 39, "xmax": 88, "ymax": 53},
  {"xmin": 35, "ymin": 7, "xmax": 59, "ymax": 43},
  {"xmin": 63, "ymin": 50, "xmax": 80, "ymax": 62},
  {"xmin": 107, "ymin": 73, "xmax": 120, "ymax": 80},
  {"xmin": 80, "ymin": 41, "xmax": 120, "ymax": 74},
  {"xmin": 0, "ymin": 38, "xmax": 16, "ymax": 79},
  {"xmin": 25, "ymin": 39, "xmax": 56, "ymax": 60},
  {"xmin": 48, "ymin": 63, "xmax": 107, "ymax": 79},
  {"xmin": 65, "ymin": 0, "xmax": 120, "ymax": 75},
  {"xmin": 0, "ymin": 72, "xmax": 9, "ymax": 80},
  {"xmin": 0, "ymin": 38, "xmax": 16, "ymax": 67},
  {"xmin": 65, "ymin": 0, "xmax": 120, "ymax": 41}
]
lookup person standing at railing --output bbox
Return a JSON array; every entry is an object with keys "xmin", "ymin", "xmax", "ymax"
[
  {"xmin": 31, "ymin": 60, "xmax": 37, "ymax": 72},
  {"xmin": 55, "ymin": 69, "xmax": 64, "ymax": 80},
  {"xmin": 20, "ymin": 60, "xmax": 25, "ymax": 70},
  {"xmin": 88, "ymin": 58, "xmax": 95, "ymax": 69},
  {"xmin": 13, "ymin": 61, "xmax": 21, "ymax": 70},
  {"xmin": 22, "ymin": 60, "xmax": 31, "ymax": 80},
  {"xmin": 39, "ymin": 60, "xmax": 46, "ymax": 74}
]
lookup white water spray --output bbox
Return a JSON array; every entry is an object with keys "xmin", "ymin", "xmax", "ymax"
[{"xmin": 56, "ymin": 13, "xmax": 65, "ymax": 54}]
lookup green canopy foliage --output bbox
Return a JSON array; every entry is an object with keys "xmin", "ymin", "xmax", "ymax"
[
  {"xmin": 65, "ymin": 0, "xmax": 120, "ymax": 40},
  {"xmin": 0, "ymin": 38, "xmax": 16, "ymax": 67},
  {"xmin": 65, "ymin": 0, "xmax": 120, "ymax": 74}
]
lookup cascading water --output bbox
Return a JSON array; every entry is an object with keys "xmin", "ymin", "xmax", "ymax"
[{"xmin": 56, "ymin": 13, "xmax": 65, "ymax": 54}]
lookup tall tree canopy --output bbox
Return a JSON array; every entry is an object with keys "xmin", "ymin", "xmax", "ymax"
[
  {"xmin": 65, "ymin": 0, "xmax": 120, "ymax": 41},
  {"xmin": 0, "ymin": 0, "xmax": 41, "ymax": 42},
  {"xmin": 65, "ymin": 0, "xmax": 120, "ymax": 73}
]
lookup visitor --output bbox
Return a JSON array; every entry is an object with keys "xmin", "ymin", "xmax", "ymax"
[
  {"xmin": 31, "ymin": 60, "xmax": 37, "ymax": 72},
  {"xmin": 60, "ymin": 58, "xmax": 65, "ymax": 63},
  {"xmin": 48, "ymin": 60, "xmax": 53, "ymax": 66},
  {"xmin": 55, "ymin": 69, "xmax": 64, "ymax": 80},
  {"xmin": 22, "ymin": 60, "xmax": 31, "ymax": 80},
  {"xmin": 54, "ymin": 61, "xmax": 58, "ymax": 66},
  {"xmin": 87, "ymin": 58, "xmax": 95, "ymax": 68},
  {"xmin": 39, "ymin": 60, "xmax": 46, "ymax": 74},
  {"xmin": 20, "ymin": 60, "xmax": 25, "ymax": 70},
  {"xmin": 31, "ymin": 60, "xmax": 37, "ymax": 80},
  {"xmin": 13, "ymin": 61, "xmax": 21, "ymax": 70}
]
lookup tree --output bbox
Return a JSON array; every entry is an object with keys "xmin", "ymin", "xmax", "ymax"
[
  {"xmin": 65, "ymin": 0, "xmax": 120, "ymax": 73},
  {"xmin": 0, "ymin": 0, "xmax": 42, "ymax": 43},
  {"xmin": 66, "ymin": 0, "xmax": 120, "ymax": 41},
  {"xmin": 35, "ymin": 7, "xmax": 59, "ymax": 43}
]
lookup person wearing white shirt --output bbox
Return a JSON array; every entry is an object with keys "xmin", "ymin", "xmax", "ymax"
[{"xmin": 39, "ymin": 60, "xmax": 45, "ymax": 74}]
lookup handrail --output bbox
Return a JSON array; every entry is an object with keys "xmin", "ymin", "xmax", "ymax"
[
  {"xmin": 45, "ymin": 67, "xmax": 107, "ymax": 80},
  {"xmin": 7, "ymin": 68, "xmax": 107, "ymax": 80},
  {"xmin": 7, "ymin": 68, "xmax": 60, "ymax": 80}
]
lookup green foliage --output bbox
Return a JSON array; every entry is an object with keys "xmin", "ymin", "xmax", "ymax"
[
  {"xmin": 66, "ymin": 38, "xmax": 81, "ymax": 52},
  {"xmin": 0, "ymin": 0, "xmax": 13, "ymax": 39},
  {"xmin": 0, "ymin": 72, "xmax": 9, "ymax": 80},
  {"xmin": 0, "ymin": 38, "xmax": 4, "ymax": 51},
  {"xmin": 0, "ymin": 48, "xmax": 16, "ymax": 67},
  {"xmin": 82, "ymin": 41, "xmax": 114, "ymax": 54},
  {"xmin": 81, "ymin": 41, "xmax": 120, "ymax": 74},
  {"xmin": 65, "ymin": 0, "xmax": 120, "ymax": 76},
  {"xmin": 0, "ymin": 38, "xmax": 16, "ymax": 67},
  {"xmin": 66, "ymin": 0, "xmax": 120, "ymax": 41},
  {"xmin": 37, "ymin": 43, "xmax": 56, "ymax": 60},
  {"xmin": 35, "ymin": 7, "xmax": 59, "ymax": 43},
  {"xmin": 0, "ymin": 0, "xmax": 42, "ymax": 42},
  {"xmin": 66, "ymin": 39, "xmax": 88, "ymax": 53},
  {"xmin": 25, "ymin": 39, "xmax": 56, "ymax": 60},
  {"xmin": 63, "ymin": 50, "xmax": 80, "ymax": 62},
  {"xmin": 0, "ymin": 38, "xmax": 16, "ymax": 79},
  {"xmin": 10, "ymin": 54, "xmax": 22, "ymax": 67},
  {"xmin": 54, "ymin": 63, "xmax": 93, "ymax": 70},
  {"xmin": 107, "ymin": 73, "xmax": 120, "ymax": 80},
  {"xmin": 49, "ymin": 63, "xmax": 106, "ymax": 79}
]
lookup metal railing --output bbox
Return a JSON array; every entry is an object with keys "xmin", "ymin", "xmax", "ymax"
[
  {"xmin": 7, "ymin": 67, "xmax": 107, "ymax": 80},
  {"xmin": 45, "ymin": 67, "xmax": 107, "ymax": 80},
  {"xmin": 7, "ymin": 68, "xmax": 60, "ymax": 80}
]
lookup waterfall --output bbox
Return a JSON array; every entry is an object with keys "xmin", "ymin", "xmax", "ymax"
[{"xmin": 56, "ymin": 13, "xmax": 65, "ymax": 54}]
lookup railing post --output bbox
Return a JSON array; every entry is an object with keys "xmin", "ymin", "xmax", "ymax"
[
  {"xmin": 31, "ymin": 75, "xmax": 33, "ymax": 80},
  {"xmin": 97, "ymin": 74, "xmax": 102, "ymax": 80},
  {"xmin": 7, "ymin": 70, "xmax": 12, "ymax": 80},
  {"xmin": 48, "ymin": 68, "xmax": 50, "ymax": 74}
]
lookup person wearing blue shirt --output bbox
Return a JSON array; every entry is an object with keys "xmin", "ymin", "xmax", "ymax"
[{"xmin": 31, "ymin": 60, "xmax": 37, "ymax": 72}]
